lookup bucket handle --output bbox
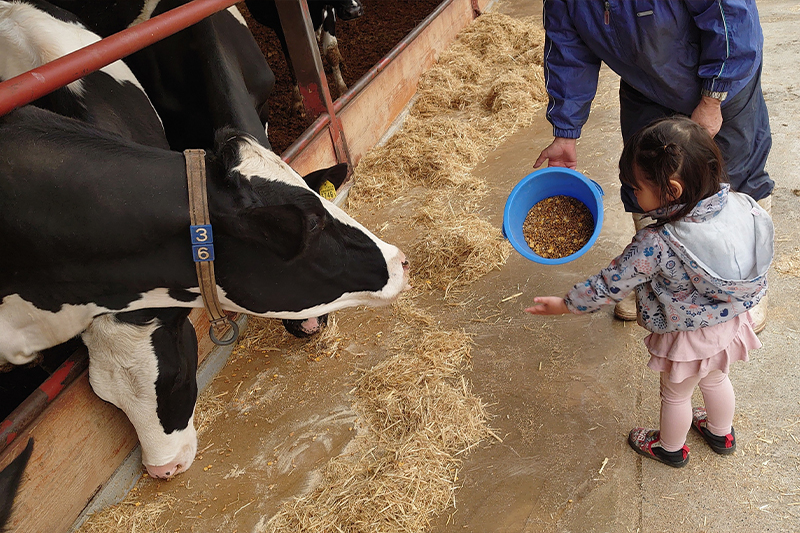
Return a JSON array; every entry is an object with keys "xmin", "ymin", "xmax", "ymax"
[{"xmin": 590, "ymin": 179, "xmax": 604, "ymax": 197}]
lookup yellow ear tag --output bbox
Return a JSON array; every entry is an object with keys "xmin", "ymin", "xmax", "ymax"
[{"xmin": 319, "ymin": 180, "xmax": 337, "ymax": 200}]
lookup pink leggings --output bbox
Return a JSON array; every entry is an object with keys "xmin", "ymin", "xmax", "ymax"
[{"xmin": 658, "ymin": 370, "xmax": 735, "ymax": 452}]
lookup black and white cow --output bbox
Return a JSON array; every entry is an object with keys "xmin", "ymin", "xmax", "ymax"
[
  {"xmin": 245, "ymin": 0, "xmax": 364, "ymax": 115},
  {"xmin": 0, "ymin": 105, "xmax": 409, "ymax": 476},
  {"xmin": 45, "ymin": 0, "xmax": 329, "ymax": 337},
  {"xmin": 2, "ymin": 0, "xmax": 358, "ymax": 483},
  {"xmin": 0, "ymin": 0, "xmax": 168, "ymax": 149},
  {"xmin": 48, "ymin": 0, "xmax": 276, "ymax": 152},
  {"xmin": 0, "ymin": 0, "xmax": 191, "ymax": 479}
]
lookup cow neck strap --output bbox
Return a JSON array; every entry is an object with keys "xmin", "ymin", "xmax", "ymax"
[{"xmin": 184, "ymin": 149, "xmax": 239, "ymax": 346}]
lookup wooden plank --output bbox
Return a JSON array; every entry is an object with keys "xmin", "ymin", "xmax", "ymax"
[
  {"xmin": 339, "ymin": 0, "xmax": 476, "ymax": 165},
  {"xmin": 189, "ymin": 308, "xmax": 216, "ymax": 363},
  {"xmin": 0, "ymin": 372, "xmax": 138, "ymax": 533},
  {"xmin": 287, "ymin": 0, "xmax": 484, "ymax": 177},
  {"xmin": 285, "ymin": 126, "xmax": 339, "ymax": 177}
]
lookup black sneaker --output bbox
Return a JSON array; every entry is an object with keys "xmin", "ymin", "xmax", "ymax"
[
  {"xmin": 628, "ymin": 428, "xmax": 689, "ymax": 468},
  {"xmin": 691, "ymin": 407, "xmax": 736, "ymax": 455}
]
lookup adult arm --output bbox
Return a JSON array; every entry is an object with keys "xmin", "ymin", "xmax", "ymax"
[
  {"xmin": 686, "ymin": 0, "xmax": 763, "ymax": 136},
  {"xmin": 537, "ymin": 0, "xmax": 602, "ymax": 167}
]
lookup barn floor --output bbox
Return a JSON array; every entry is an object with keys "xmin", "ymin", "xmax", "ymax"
[
  {"xmin": 425, "ymin": 1, "xmax": 800, "ymax": 531},
  {"xmin": 75, "ymin": 1, "xmax": 800, "ymax": 532}
]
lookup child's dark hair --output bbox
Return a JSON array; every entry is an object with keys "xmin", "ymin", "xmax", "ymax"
[{"xmin": 619, "ymin": 116, "xmax": 727, "ymax": 224}]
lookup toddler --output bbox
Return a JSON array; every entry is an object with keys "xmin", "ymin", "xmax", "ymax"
[{"xmin": 526, "ymin": 117, "xmax": 774, "ymax": 467}]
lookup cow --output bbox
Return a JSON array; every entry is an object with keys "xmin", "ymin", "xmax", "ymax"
[
  {"xmin": 47, "ymin": 0, "xmax": 276, "ymax": 152},
  {"xmin": 0, "ymin": 0, "xmax": 190, "ymax": 481},
  {"xmin": 0, "ymin": 0, "xmax": 168, "ymax": 149},
  {"xmin": 244, "ymin": 0, "xmax": 365, "ymax": 116},
  {"xmin": 0, "ymin": 105, "xmax": 409, "ymax": 478},
  {"xmin": 44, "ymin": 0, "xmax": 330, "ymax": 337},
  {"xmin": 1, "ymin": 0, "xmax": 381, "ymax": 486}
]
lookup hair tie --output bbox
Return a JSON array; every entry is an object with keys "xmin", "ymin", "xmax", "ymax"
[{"xmin": 663, "ymin": 143, "xmax": 680, "ymax": 156}]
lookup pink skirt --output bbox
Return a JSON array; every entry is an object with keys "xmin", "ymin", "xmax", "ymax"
[{"xmin": 645, "ymin": 312, "xmax": 761, "ymax": 383}]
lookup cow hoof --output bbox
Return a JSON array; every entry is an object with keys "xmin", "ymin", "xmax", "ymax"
[{"xmin": 282, "ymin": 315, "xmax": 328, "ymax": 338}]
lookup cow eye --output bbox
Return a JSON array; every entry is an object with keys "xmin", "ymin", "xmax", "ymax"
[{"xmin": 308, "ymin": 215, "xmax": 325, "ymax": 233}]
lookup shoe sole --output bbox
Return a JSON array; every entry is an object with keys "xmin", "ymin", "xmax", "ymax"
[
  {"xmin": 614, "ymin": 308, "xmax": 638, "ymax": 321},
  {"xmin": 627, "ymin": 435, "xmax": 689, "ymax": 468}
]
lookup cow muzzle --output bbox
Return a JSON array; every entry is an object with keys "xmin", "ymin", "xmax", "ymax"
[
  {"xmin": 335, "ymin": 2, "xmax": 364, "ymax": 21},
  {"xmin": 145, "ymin": 443, "xmax": 196, "ymax": 479}
]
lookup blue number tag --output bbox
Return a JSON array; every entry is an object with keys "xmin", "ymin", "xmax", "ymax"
[
  {"xmin": 192, "ymin": 244, "xmax": 215, "ymax": 262},
  {"xmin": 191, "ymin": 225, "xmax": 214, "ymax": 262},
  {"xmin": 190, "ymin": 224, "xmax": 213, "ymax": 244}
]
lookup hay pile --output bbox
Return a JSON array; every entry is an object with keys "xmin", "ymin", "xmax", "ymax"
[
  {"xmin": 349, "ymin": 12, "xmax": 546, "ymax": 291},
  {"xmin": 77, "ymin": 491, "xmax": 177, "ymax": 533},
  {"xmin": 262, "ymin": 299, "xmax": 491, "ymax": 532},
  {"xmin": 264, "ymin": 12, "xmax": 545, "ymax": 532}
]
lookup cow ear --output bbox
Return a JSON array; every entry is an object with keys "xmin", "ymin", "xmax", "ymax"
[
  {"xmin": 213, "ymin": 128, "xmax": 245, "ymax": 171},
  {"xmin": 0, "ymin": 437, "xmax": 33, "ymax": 527},
  {"xmin": 302, "ymin": 163, "xmax": 349, "ymax": 194},
  {"xmin": 235, "ymin": 201, "xmax": 327, "ymax": 261}
]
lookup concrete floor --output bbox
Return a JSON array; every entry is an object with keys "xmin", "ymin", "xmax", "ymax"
[
  {"xmin": 76, "ymin": 1, "xmax": 800, "ymax": 532},
  {"xmin": 427, "ymin": 0, "xmax": 800, "ymax": 531}
]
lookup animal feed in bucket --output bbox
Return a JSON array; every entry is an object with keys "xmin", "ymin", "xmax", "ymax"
[{"xmin": 522, "ymin": 196, "xmax": 594, "ymax": 259}]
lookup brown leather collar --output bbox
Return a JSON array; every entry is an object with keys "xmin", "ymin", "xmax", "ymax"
[{"xmin": 184, "ymin": 149, "xmax": 238, "ymax": 345}]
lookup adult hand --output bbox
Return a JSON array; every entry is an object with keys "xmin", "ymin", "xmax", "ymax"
[
  {"xmin": 533, "ymin": 137, "xmax": 578, "ymax": 169},
  {"xmin": 690, "ymin": 96, "xmax": 723, "ymax": 138},
  {"xmin": 524, "ymin": 297, "xmax": 569, "ymax": 316}
]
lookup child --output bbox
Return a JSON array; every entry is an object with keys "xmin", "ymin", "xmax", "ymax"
[{"xmin": 526, "ymin": 117, "xmax": 774, "ymax": 467}]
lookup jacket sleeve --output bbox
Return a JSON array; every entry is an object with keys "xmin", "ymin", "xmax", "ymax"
[
  {"xmin": 685, "ymin": 0, "xmax": 763, "ymax": 94},
  {"xmin": 542, "ymin": 0, "xmax": 602, "ymax": 139},
  {"xmin": 564, "ymin": 229, "xmax": 663, "ymax": 314}
]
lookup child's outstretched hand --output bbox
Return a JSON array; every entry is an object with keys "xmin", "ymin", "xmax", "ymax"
[{"xmin": 525, "ymin": 297, "xmax": 569, "ymax": 315}]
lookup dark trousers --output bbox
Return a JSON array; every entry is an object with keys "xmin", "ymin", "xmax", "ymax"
[{"xmin": 618, "ymin": 64, "xmax": 773, "ymax": 212}]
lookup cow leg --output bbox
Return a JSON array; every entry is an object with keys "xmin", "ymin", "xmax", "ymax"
[
  {"xmin": 318, "ymin": 8, "xmax": 348, "ymax": 97},
  {"xmin": 0, "ymin": 437, "xmax": 33, "ymax": 529},
  {"xmin": 291, "ymin": 84, "xmax": 305, "ymax": 117},
  {"xmin": 82, "ymin": 308, "xmax": 198, "ymax": 479},
  {"xmin": 271, "ymin": 28, "xmax": 305, "ymax": 117}
]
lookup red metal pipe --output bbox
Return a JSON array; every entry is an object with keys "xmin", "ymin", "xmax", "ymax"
[
  {"xmin": 0, "ymin": 348, "xmax": 89, "ymax": 455},
  {"xmin": 0, "ymin": 0, "xmax": 240, "ymax": 118},
  {"xmin": 282, "ymin": 113, "xmax": 332, "ymax": 165}
]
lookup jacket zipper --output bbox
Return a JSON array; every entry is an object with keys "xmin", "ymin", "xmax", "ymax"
[{"xmin": 604, "ymin": 1, "xmax": 610, "ymax": 25}]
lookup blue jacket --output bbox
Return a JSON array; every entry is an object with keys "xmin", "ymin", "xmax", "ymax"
[{"xmin": 543, "ymin": 0, "xmax": 764, "ymax": 138}]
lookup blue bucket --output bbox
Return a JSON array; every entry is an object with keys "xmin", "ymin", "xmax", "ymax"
[{"xmin": 502, "ymin": 167, "xmax": 604, "ymax": 265}]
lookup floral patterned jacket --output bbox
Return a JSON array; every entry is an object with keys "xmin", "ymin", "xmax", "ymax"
[{"xmin": 564, "ymin": 185, "xmax": 774, "ymax": 333}]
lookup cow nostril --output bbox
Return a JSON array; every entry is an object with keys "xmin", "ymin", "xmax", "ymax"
[{"xmin": 401, "ymin": 260, "xmax": 409, "ymax": 267}]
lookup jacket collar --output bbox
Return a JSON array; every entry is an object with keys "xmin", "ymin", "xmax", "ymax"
[{"xmin": 647, "ymin": 184, "xmax": 730, "ymax": 223}]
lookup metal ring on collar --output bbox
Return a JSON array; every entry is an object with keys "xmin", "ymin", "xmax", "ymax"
[{"xmin": 208, "ymin": 317, "xmax": 240, "ymax": 346}]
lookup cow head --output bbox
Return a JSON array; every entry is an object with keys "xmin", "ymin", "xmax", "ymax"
[
  {"xmin": 83, "ymin": 309, "xmax": 198, "ymax": 479},
  {"xmin": 328, "ymin": 0, "xmax": 363, "ymax": 20},
  {"xmin": 207, "ymin": 130, "xmax": 410, "ymax": 320}
]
